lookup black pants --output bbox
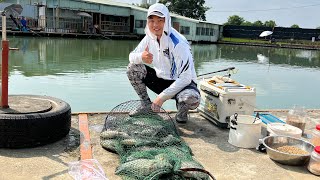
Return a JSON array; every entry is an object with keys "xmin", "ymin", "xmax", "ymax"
[{"xmin": 143, "ymin": 65, "xmax": 199, "ymax": 99}]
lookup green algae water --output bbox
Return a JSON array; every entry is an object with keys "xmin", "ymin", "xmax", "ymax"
[{"xmin": 2, "ymin": 37, "xmax": 320, "ymax": 112}]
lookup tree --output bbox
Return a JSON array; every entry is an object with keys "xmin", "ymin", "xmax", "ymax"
[
  {"xmin": 316, "ymin": 26, "xmax": 320, "ymax": 29},
  {"xmin": 290, "ymin": 24, "xmax": 300, "ymax": 28},
  {"xmin": 224, "ymin": 15, "xmax": 245, "ymax": 25},
  {"xmin": 159, "ymin": 0, "xmax": 209, "ymax": 21},
  {"xmin": 252, "ymin": 20, "xmax": 263, "ymax": 27},
  {"xmin": 264, "ymin": 20, "xmax": 277, "ymax": 28},
  {"xmin": 241, "ymin": 21, "xmax": 252, "ymax": 26}
]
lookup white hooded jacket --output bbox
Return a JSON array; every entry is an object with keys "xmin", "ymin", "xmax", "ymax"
[{"xmin": 129, "ymin": 3, "xmax": 197, "ymax": 101}]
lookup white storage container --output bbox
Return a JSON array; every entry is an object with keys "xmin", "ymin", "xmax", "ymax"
[
  {"xmin": 267, "ymin": 123, "xmax": 302, "ymax": 138},
  {"xmin": 197, "ymin": 76, "xmax": 256, "ymax": 128}
]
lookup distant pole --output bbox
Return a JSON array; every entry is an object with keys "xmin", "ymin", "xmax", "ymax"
[
  {"xmin": 1, "ymin": 14, "xmax": 9, "ymax": 108},
  {"xmin": 53, "ymin": 7, "xmax": 55, "ymax": 32}
]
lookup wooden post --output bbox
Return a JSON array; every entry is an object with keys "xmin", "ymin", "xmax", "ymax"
[{"xmin": 79, "ymin": 114, "xmax": 92, "ymax": 160}]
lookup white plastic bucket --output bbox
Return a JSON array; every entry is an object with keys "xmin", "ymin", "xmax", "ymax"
[{"xmin": 228, "ymin": 114, "xmax": 262, "ymax": 148}]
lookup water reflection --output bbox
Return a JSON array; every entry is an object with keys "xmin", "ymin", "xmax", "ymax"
[
  {"xmin": 217, "ymin": 45, "xmax": 320, "ymax": 68},
  {"xmin": 8, "ymin": 37, "xmax": 136, "ymax": 76},
  {"xmin": 2, "ymin": 37, "xmax": 320, "ymax": 111},
  {"xmin": 257, "ymin": 54, "xmax": 269, "ymax": 64},
  {"xmin": 5, "ymin": 37, "xmax": 320, "ymax": 77}
]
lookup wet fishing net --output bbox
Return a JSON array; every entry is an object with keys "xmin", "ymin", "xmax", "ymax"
[{"xmin": 100, "ymin": 100, "xmax": 214, "ymax": 180}]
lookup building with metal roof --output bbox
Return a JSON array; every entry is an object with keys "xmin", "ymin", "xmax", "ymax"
[{"xmin": 1, "ymin": 0, "xmax": 222, "ymax": 42}]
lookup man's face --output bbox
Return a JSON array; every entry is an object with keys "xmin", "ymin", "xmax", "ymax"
[{"xmin": 147, "ymin": 15, "xmax": 165, "ymax": 39}]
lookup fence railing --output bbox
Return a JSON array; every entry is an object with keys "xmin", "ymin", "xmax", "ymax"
[
  {"xmin": 0, "ymin": 17, "xmax": 39, "ymax": 30},
  {"xmin": 0, "ymin": 17, "xmax": 131, "ymax": 34},
  {"xmin": 42, "ymin": 18, "xmax": 83, "ymax": 33},
  {"xmin": 100, "ymin": 21, "xmax": 129, "ymax": 33}
]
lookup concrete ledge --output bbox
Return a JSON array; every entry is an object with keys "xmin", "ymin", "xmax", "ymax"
[{"xmin": 1, "ymin": 110, "xmax": 319, "ymax": 179}]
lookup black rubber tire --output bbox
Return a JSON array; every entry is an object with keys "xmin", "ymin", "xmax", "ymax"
[{"xmin": 0, "ymin": 95, "xmax": 71, "ymax": 148}]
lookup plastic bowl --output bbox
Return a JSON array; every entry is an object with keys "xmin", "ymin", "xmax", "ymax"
[{"xmin": 262, "ymin": 135, "xmax": 314, "ymax": 166}]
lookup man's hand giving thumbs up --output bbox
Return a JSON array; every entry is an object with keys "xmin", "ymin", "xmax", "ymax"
[{"xmin": 142, "ymin": 46, "xmax": 153, "ymax": 64}]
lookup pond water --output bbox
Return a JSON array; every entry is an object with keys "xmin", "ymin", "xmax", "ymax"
[{"xmin": 2, "ymin": 37, "xmax": 320, "ymax": 112}]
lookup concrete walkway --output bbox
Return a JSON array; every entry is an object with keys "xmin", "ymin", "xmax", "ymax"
[
  {"xmin": 0, "ymin": 110, "xmax": 319, "ymax": 179},
  {"xmin": 0, "ymin": 114, "xmax": 79, "ymax": 180}
]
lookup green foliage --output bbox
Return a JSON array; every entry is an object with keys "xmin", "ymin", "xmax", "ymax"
[
  {"xmin": 241, "ymin": 21, "xmax": 252, "ymax": 26},
  {"xmin": 290, "ymin": 24, "xmax": 300, "ymax": 28},
  {"xmin": 264, "ymin": 20, "xmax": 277, "ymax": 28},
  {"xmin": 158, "ymin": 0, "xmax": 209, "ymax": 21},
  {"xmin": 317, "ymin": 26, "xmax": 320, "ymax": 29},
  {"xmin": 224, "ymin": 15, "xmax": 245, "ymax": 25},
  {"xmin": 224, "ymin": 15, "xmax": 281, "ymax": 28},
  {"xmin": 252, "ymin": 20, "xmax": 263, "ymax": 27}
]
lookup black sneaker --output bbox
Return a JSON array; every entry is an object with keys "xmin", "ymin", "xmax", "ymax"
[
  {"xmin": 175, "ymin": 110, "xmax": 188, "ymax": 123},
  {"xmin": 175, "ymin": 102, "xmax": 189, "ymax": 123}
]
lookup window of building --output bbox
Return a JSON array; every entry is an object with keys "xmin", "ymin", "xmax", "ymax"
[
  {"xmin": 135, "ymin": 20, "xmax": 146, "ymax": 28},
  {"xmin": 201, "ymin": 27, "xmax": 206, "ymax": 35},
  {"xmin": 196, "ymin": 27, "xmax": 201, "ymax": 35},
  {"xmin": 180, "ymin": 26, "xmax": 190, "ymax": 35},
  {"xmin": 206, "ymin": 28, "xmax": 210, "ymax": 36},
  {"xmin": 210, "ymin": 28, "xmax": 215, "ymax": 36}
]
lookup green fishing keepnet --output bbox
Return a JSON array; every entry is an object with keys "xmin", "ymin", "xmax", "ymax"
[{"xmin": 100, "ymin": 100, "xmax": 213, "ymax": 180}]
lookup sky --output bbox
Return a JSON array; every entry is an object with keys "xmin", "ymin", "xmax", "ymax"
[{"xmin": 112, "ymin": 0, "xmax": 319, "ymax": 29}]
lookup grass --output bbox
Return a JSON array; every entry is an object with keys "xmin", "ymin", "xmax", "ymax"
[{"xmin": 220, "ymin": 37, "xmax": 320, "ymax": 48}]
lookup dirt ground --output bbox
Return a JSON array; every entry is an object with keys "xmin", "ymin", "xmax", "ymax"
[{"xmin": 0, "ymin": 110, "xmax": 319, "ymax": 180}]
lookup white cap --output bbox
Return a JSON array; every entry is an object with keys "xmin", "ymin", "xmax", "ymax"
[{"xmin": 148, "ymin": 11, "xmax": 165, "ymax": 18}]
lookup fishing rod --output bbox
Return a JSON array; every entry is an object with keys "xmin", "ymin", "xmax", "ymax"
[
  {"xmin": 197, "ymin": 67, "xmax": 235, "ymax": 78},
  {"xmin": 29, "ymin": 29, "xmax": 42, "ymax": 37}
]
